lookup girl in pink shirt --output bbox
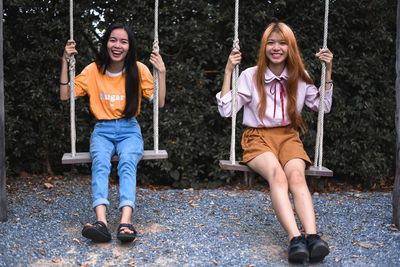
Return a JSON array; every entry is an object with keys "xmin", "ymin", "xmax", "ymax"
[{"xmin": 217, "ymin": 22, "xmax": 333, "ymax": 263}]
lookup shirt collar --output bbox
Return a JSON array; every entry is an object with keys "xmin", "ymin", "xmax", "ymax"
[{"xmin": 264, "ymin": 67, "xmax": 289, "ymax": 83}]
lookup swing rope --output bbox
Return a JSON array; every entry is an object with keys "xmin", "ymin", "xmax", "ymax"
[
  {"xmin": 69, "ymin": 0, "xmax": 76, "ymax": 157},
  {"xmin": 66, "ymin": 0, "xmax": 162, "ymax": 158},
  {"xmin": 153, "ymin": 0, "xmax": 160, "ymax": 153},
  {"xmin": 228, "ymin": 0, "xmax": 330, "ymax": 171},
  {"xmin": 314, "ymin": 0, "xmax": 330, "ymax": 169},
  {"xmin": 230, "ymin": 0, "xmax": 240, "ymax": 164}
]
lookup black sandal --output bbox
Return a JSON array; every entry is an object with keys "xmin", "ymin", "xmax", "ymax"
[
  {"xmin": 82, "ymin": 221, "xmax": 111, "ymax": 242},
  {"xmin": 117, "ymin": 223, "xmax": 137, "ymax": 242}
]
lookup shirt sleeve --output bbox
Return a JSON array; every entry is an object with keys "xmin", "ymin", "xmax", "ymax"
[
  {"xmin": 216, "ymin": 70, "xmax": 253, "ymax": 117},
  {"xmin": 304, "ymin": 83, "xmax": 333, "ymax": 113},
  {"xmin": 73, "ymin": 65, "xmax": 92, "ymax": 98},
  {"xmin": 138, "ymin": 62, "xmax": 154, "ymax": 101}
]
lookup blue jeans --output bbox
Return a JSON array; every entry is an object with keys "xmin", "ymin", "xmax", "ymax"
[{"xmin": 90, "ymin": 117, "xmax": 143, "ymax": 210}]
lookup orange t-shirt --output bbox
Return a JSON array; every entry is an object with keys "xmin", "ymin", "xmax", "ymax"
[{"xmin": 74, "ymin": 62, "xmax": 154, "ymax": 120}]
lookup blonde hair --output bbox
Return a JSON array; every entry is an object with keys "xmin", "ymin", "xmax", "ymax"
[{"xmin": 255, "ymin": 22, "xmax": 313, "ymax": 133}]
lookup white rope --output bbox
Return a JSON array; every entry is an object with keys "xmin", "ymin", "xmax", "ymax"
[
  {"xmin": 230, "ymin": 0, "xmax": 240, "ymax": 164},
  {"xmin": 153, "ymin": 0, "xmax": 159, "ymax": 153},
  {"xmin": 69, "ymin": 0, "xmax": 76, "ymax": 157},
  {"xmin": 314, "ymin": 0, "xmax": 330, "ymax": 169}
]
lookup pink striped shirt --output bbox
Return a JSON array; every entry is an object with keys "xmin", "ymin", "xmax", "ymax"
[{"xmin": 216, "ymin": 67, "xmax": 333, "ymax": 128}]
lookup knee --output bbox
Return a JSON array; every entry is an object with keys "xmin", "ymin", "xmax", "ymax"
[
  {"xmin": 268, "ymin": 168, "xmax": 288, "ymax": 190},
  {"xmin": 119, "ymin": 151, "xmax": 142, "ymax": 166},
  {"xmin": 287, "ymin": 170, "xmax": 307, "ymax": 189}
]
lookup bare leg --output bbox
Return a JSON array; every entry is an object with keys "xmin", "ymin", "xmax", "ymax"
[
  {"xmin": 284, "ymin": 159, "xmax": 317, "ymax": 235},
  {"xmin": 119, "ymin": 206, "xmax": 134, "ymax": 234},
  {"xmin": 85, "ymin": 204, "xmax": 107, "ymax": 227},
  {"xmin": 247, "ymin": 152, "xmax": 301, "ymax": 241}
]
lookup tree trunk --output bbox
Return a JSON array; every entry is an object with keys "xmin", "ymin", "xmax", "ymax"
[
  {"xmin": 393, "ymin": 0, "xmax": 400, "ymax": 227},
  {"xmin": 0, "ymin": 0, "xmax": 7, "ymax": 222}
]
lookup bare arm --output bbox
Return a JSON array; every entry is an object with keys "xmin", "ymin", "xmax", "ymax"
[
  {"xmin": 221, "ymin": 49, "xmax": 242, "ymax": 98},
  {"xmin": 60, "ymin": 40, "xmax": 78, "ymax": 101},
  {"xmin": 149, "ymin": 51, "xmax": 166, "ymax": 107}
]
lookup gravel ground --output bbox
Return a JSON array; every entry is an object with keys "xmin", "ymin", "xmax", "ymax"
[{"xmin": 0, "ymin": 176, "xmax": 399, "ymax": 267}]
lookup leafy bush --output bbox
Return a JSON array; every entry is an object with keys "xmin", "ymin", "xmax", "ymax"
[{"xmin": 3, "ymin": 0, "xmax": 397, "ymax": 187}]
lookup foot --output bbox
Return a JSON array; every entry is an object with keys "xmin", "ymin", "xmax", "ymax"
[
  {"xmin": 117, "ymin": 223, "xmax": 137, "ymax": 242},
  {"xmin": 82, "ymin": 221, "xmax": 111, "ymax": 242},
  {"xmin": 306, "ymin": 234, "xmax": 329, "ymax": 262},
  {"xmin": 288, "ymin": 235, "xmax": 309, "ymax": 263}
]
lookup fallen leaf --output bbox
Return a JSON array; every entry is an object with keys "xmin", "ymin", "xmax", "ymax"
[
  {"xmin": 41, "ymin": 250, "xmax": 45, "ymax": 255},
  {"xmin": 44, "ymin": 183, "xmax": 54, "ymax": 189},
  {"xmin": 193, "ymin": 224, "xmax": 204, "ymax": 228},
  {"xmin": 209, "ymin": 194, "xmax": 218, "ymax": 197},
  {"xmin": 52, "ymin": 259, "xmax": 60, "ymax": 263},
  {"xmin": 43, "ymin": 198, "xmax": 54, "ymax": 203},
  {"xmin": 129, "ymin": 259, "xmax": 135, "ymax": 267},
  {"xmin": 334, "ymin": 258, "xmax": 341, "ymax": 262},
  {"xmin": 218, "ymin": 236, "xmax": 226, "ymax": 238},
  {"xmin": 351, "ymin": 240, "xmax": 357, "ymax": 245},
  {"xmin": 73, "ymin": 238, "xmax": 81, "ymax": 245},
  {"xmin": 72, "ymin": 213, "xmax": 79, "ymax": 216},
  {"xmin": 212, "ymin": 260, "xmax": 218, "ymax": 265},
  {"xmin": 159, "ymin": 195, "xmax": 170, "ymax": 201},
  {"xmin": 230, "ymin": 218, "xmax": 240, "ymax": 220},
  {"xmin": 352, "ymin": 226, "xmax": 360, "ymax": 231},
  {"xmin": 359, "ymin": 241, "xmax": 372, "ymax": 249}
]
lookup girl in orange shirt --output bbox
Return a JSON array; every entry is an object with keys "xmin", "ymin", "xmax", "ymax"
[{"xmin": 60, "ymin": 22, "xmax": 166, "ymax": 243}]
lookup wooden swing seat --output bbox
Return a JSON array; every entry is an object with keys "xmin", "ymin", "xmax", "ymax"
[
  {"xmin": 219, "ymin": 160, "xmax": 333, "ymax": 177},
  {"xmin": 62, "ymin": 150, "xmax": 168, "ymax": 164}
]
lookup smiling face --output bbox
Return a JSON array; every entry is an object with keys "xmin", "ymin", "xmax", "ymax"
[
  {"xmin": 107, "ymin": 28, "xmax": 129, "ymax": 65},
  {"xmin": 265, "ymin": 31, "xmax": 288, "ymax": 69}
]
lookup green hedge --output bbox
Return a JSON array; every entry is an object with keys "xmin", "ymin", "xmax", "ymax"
[{"xmin": 3, "ymin": 0, "xmax": 397, "ymax": 187}]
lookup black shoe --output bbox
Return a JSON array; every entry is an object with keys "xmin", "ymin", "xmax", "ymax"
[
  {"xmin": 288, "ymin": 235, "xmax": 309, "ymax": 263},
  {"xmin": 82, "ymin": 221, "xmax": 111, "ymax": 242},
  {"xmin": 117, "ymin": 223, "xmax": 137, "ymax": 242},
  {"xmin": 307, "ymin": 234, "xmax": 329, "ymax": 263}
]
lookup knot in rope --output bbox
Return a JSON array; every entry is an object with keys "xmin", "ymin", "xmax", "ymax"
[
  {"xmin": 152, "ymin": 40, "xmax": 159, "ymax": 53},
  {"xmin": 232, "ymin": 39, "xmax": 240, "ymax": 50},
  {"xmin": 68, "ymin": 55, "xmax": 76, "ymax": 72}
]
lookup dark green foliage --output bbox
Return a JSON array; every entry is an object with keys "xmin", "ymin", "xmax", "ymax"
[{"xmin": 3, "ymin": 0, "xmax": 396, "ymax": 187}]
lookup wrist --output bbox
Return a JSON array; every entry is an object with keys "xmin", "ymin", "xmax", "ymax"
[
  {"xmin": 158, "ymin": 67, "xmax": 166, "ymax": 74},
  {"xmin": 224, "ymin": 68, "xmax": 233, "ymax": 76}
]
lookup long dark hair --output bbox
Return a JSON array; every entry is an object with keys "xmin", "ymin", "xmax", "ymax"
[{"xmin": 96, "ymin": 22, "xmax": 139, "ymax": 118}]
